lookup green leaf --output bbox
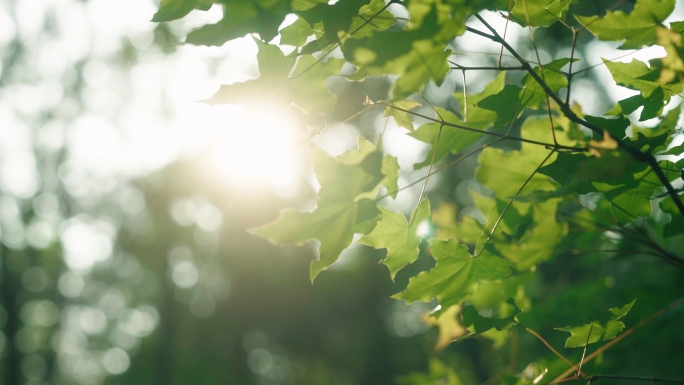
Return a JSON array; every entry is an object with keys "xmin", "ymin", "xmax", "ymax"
[
  {"xmin": 291, "ymin": 0, "xmax": 327, "ymax": 12},
  {"xmin": 478, "ymin": 60, "xmax": 575, "ymax": 125},
  {"xmin": 510, "ymin": 0, "xmax": 573, "ymax": 28},
  {"xmin": 453, "ymin": 71, "xmax": 506, "ymax": 130},
  {"xmin": 410, "ymin": 107, "xmax": 486, "ymax": 169},
  {"xmin": 358, "ymin": 199, "xmax": 431, "ymax": 279},
  {"xmin": 539, "ymin": 151, "xmax": 636, "ymax": 195},
  {"xmin": 660, "ymin": 195, "xmax": 684, "ymax": 237},
  {"xmin": 385, "ymin": 100, "xmax": 422, "ymax": 132},
  {"xmin": 476, "ymin": 117, "xmax": 564, "ymax": 197},
  {"xmin": 250, "ymin": 139, "xmax": 386, "ymax": 281},
  {"xmin": 423, "ymin": 305, "xmax": 469, "ymax": 351},
  {"xmin": 348, "ymin": 0, "xmax": 397, "ymax": 39},
  {"xmin": 520, "ymin": 58, "xmax": 575, "ymax": 109},
  {"xmin": 391, "ymin": 41, "xmax": 453, "ymax": 100},
  {"xmin": 206, "ymin": 39, "xmax": 344, "ymax": 114},
  {"xmin": 479, "ymin": 84, "xmax": 525, "ymax": 128},
  {"xmin": 493, "ymin": 199, "xmax": 568, "ymax": 270},
  {"xmin": 297, "ymin": 0, "xmax": 374, "ymax": 44},
  {"xmin": 152, "ymin": 0, "xmax": 213, "ymax": 22},
  {"xmin": 584, "ymin": 114, "xmax": 630, "ymax": 140},
  {"xmin": 575, "ymin": 0, "xmax": 676, "ymax": 49},
  {"xmin": 381, "ymin": 154, "xmax": 400, "ymax": 199},
  {"xmin": 660, "ymin": 143, "xmax": 684, "ymax": 156},
  {"xmin": 393, "ymin": 238, "xmax": 512, "ymax": 309},
  {"xmin": 475, "ymin": 117, "xmax": 573, "ymax": 269},
  {"xmin": 280, "ymin": 16, "xmax": 314, "ymax": 46},
  {"xmin": 603, "ymin": 58, "xmax": 683, "ymax": 103},
  {"xmin": 606, "ymin": 93, "xmax": 667, "ymax": 121},
  {"xmin": 556, "ymin": 299, "xmax": 636, "ymax": 348},
  {"xmin": 656, "ymin": 26, "xmax": 684, "ymax": 84},
  {"xmin": 460, "ymin": 299, "xmax": 520, "ymax": 338},
  {"xmin": 432, "ymin": 202, "xmax": 484, "ymax": 245},
  {"xmin": 341, "ymin": 5, "xmax": 459, "ymax": 99},
  {"xmin": 604, "ymin": 171, "xmax": 659, "ymax": 225},
  {"xmin": 185, "ymin": 0, "xmax": 291, "ymax": 46}
]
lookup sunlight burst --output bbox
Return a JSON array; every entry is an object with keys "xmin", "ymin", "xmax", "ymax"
[{"xmin": 208, "ymin": 106, "xmax": 300, "ymax": 192}]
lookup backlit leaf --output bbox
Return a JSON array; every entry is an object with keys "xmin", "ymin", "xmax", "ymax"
[
  {"xmin": 206, "ymin": 39, "xmax": 344, "ymax": 114},
  {"xmin": 410, "ymin": 107, "xmax": 486, "ymax": 169},
  {"xmin": 359, "ymin": 199, "xmax": 431, "ymax": 279},
  {"xmin": 510, "ymin": 0, "xmax": 573, "ymax": 28},
  {"xmin": 556, "ymin": 299, "xmax": 636, "ymax": 348},
  {"xmin": 385, "ymin": 100, "xmax": 422, "ymax": 132},
  {"xmin": 394, "ymin": 238, "xmax": 512, "ymax": 309},
  {"xmin": 250, "ymin": 140, "xmax": 386, "ymax": 281},
  {"xmin": 575, "ymin": 0, "xmax": 675, "ymax": 49},
  {"xmin": 152, "ymin": 0, "xmax": 213, "ymax": 22},
  {"xmin": 185, "ymin": 0, "xmax": 291, "ymax": 46}
]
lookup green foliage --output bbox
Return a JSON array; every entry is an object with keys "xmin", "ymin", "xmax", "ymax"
[
  {"xmin": 603, "ymin": 58, "xmax": 683, "ymax": 120},
  {"xmin": 250, "ymin": 138, "xmax": 390, "ymax": 281},
  {"xmin": 206, "ymin": 38, "xmax": 345, "ymax": 114},
  {"xmin": 411, "ymin": 107, "xmax": 485, "ymax": 169},
  {"xmin": 185, "ymin": 0, "xmax": 292, "ymax": 46},
  {"xmin": 393, "ymin": 238, "xmax": 512, "ymax": 310},
  {"xmin": 556, "ymin": 299, "xmax": 636, "ymax": 348},
  {"xmin": 460, "ymin": 299, "xmax": 520, "ymax": 337},
  {"xmin": 575, "ymin": 0, "xmax": 675, "ymax": 49},
  {"xmin": 153, "ymin": 0, "xmax": 684, "ymax": 382},
  {"xmin": 510, "ymin": 0, "xmax": 573, "ymax": 28},
  {"xmin": 358, "ymin": 199, "xmax": 431, "ymax": 279},
  {"xmin": 385, "ymin": 99, "xmax": 422, "ymax": 131},
  {"xmin": 152, "ymin": 0, "xmax": 213, "ymax": 22},
  {"xmin": 341, "ymin": 6, "xmax": 457, "ymax": 99}
]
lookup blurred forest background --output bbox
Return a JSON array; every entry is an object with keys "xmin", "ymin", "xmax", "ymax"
[{"xmin": 0, "ymin": 0, "xmax": 682, "ymax": 384}]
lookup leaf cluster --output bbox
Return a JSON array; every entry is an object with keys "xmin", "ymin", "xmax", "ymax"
[{"xmin": 153, "ymin": 0, "xmax": 684, "ymax": 382}]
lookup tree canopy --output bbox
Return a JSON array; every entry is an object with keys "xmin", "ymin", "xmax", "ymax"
[
  {"xmin": 0, "ymin": 0, "xmax": 676, "ymax": 384},
  {"xmin": 149, "ymin": 0, "xmax": 684, "ymax": 383}
]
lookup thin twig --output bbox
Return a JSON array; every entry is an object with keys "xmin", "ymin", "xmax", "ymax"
[
  {"xmin": 518, "ymin": 1, "xmax": 558, "ymax": 145},
  {"xmin": 376, "ymin": 101, "xmax": 587, "ymax": 152},
  {"xmin": 577, "ymin": 323, "xmax": 593, "ymax": 378},
  {"xmin": 410, "ymin": 96, "xmax": 445, "ymax": 225},
  {"xmin": 290, "ymin": 1, "xmax": 394, "ymax": 79},
  {"xmin": 552, "ymin": 297, "xmax": 684, "ymax": 383},
  {"xmin": 376, "ymin": 97, "xmax": 526, "ymax": 202},
  {"xmin": 589, "ymin": 374, "xmax": 684, "ymax": 384},
  {"xmin": 449, "ymin": 64, "xmax": 525, "ymax": 71},
  {"xmin": 466, "ymin": 16, "xmax": 684, "ymax": 219},
  {"xmin": 565, "ymin": 30, "xmax": 578, "ymax": 105},
  {"xmin": 474, "ymin": 150, "xmax": 555, "ymax": 256},
  {"xmin": 576, "ymin": 0, "xmax": 628, "ymax": 33},
  {"xmin": 499, "ymin": 0, "xmax": 514, "ymax": 66},
  {"xmin": 462, "ymin": 69, "xmax": 468, "ymax": 123},
  {"xmin": 293, "ymin": 105, "xmax": 377, "ymax": 149},
  {"xmin": 520, "ymin": 324, "xmax": 588, "ymax": 377},
  {"xmin": 412, "ymin": 122, "xmax": 442, "ymax": 225}
]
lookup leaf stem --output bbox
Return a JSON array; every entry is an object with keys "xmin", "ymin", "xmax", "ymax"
[
  {"xmin": 520, "ymin": 324, "xmax": 587, "ymax": 377},
  {"xmin": 376, "ymin": 101, "xmax": 587, "ymax": 152},
  {"xmin": 467, "ymin": 15, "xmax": 684, "ymax": 220},
  {"xmin": 552, "ymin": 297, "xmax": 684, "ymax": 383},
  {"xmin": 588, "ymin": 374, "xmax": 684, "ymax": 384},
  {"xmin": 290, "ymin": 0, "xmax": 394, "ymax": 79},
  {"xmin": 474, "ymin": 150, "xmax": 555, "ymax": 256}
]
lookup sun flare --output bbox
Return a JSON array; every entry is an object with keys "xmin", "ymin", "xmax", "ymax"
[{"xmin": 207, "ymin": 106, "xmax": 301, "ymax": 193}]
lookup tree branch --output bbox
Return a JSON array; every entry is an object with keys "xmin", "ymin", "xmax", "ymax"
[
  {"xmin": 552, "ymin": 297, "xmax": 684, "ymax": 383},
  {"xmin": 589, "ymin": 374, "xmax": 684, "ymax": 384},
  {"xmin": 467, "ymin": 14, "xmax": 684, "ymax": 220},
  {"xmin": 376, "ymin": 101, "xmax": 587, "ymax": 152}
]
